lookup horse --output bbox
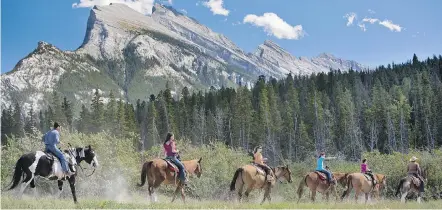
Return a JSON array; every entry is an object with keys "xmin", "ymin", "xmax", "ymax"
[
  {"xmin": 395, "ymin": 167, "xmax": 427, "ymax": 203},
  {"xmin": 137, "ymin": 157, "xmax": 202, "ymax": 203},
  {"xmin": 341, "ymin": 173, "xmax": 387, "ymax": 204},
  {"xmin": 229, "ymin": 164, "xmax": 293, "ymax": 204},
  {"xmin": 296, "ymin": 171, "xmax": 348, "ymax": 203},
  {"xmin": 7, "ymin": 145, "xmax": 99, "ymax": 203}
]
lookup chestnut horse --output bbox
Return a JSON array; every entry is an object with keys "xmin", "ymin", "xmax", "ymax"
[{"xmin": 138, "ymin": 157, "xmax": 202, "ymax": 203}]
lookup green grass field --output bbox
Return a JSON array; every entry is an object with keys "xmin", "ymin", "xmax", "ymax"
[{"xmin": 2, "ymin": 195, "xmax": 442, "ymax": 209}]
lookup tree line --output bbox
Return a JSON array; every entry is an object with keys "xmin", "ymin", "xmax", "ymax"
[{"xmin": 2, "ymin": 54, "xmax": 442, "ymax": 164}]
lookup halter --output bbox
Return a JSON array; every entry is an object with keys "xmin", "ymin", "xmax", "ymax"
[{"xmin": 67, "ymin": 143, "xmax": 96, "ymax": 177}]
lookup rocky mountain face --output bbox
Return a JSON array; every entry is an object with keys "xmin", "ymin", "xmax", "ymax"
[{"xmin": 1, "ymin": 3, "xmax": 365, "ymax": 113}]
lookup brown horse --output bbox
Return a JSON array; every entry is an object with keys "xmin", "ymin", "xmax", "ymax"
[
  {"xmin": 297, "ymin": 172, "xmax": 348, "ymax": 203},
  {"xmin": 138, "ymin": 157, "xmax": 202, "ymax": 203},
  {"xmin": 395, "ymin": 167, "xmax": 427, "ymax": 203},
  {"xmin": 341, "ymin": 173, "xmax": 387, "ymax": 203},
  {"xmin": 230, "ymin": 165, "xmax": 292, "ymax": 204}
]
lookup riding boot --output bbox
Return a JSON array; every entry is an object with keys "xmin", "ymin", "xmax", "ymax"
[{"xmin": 420, "ymin": 181, "xmax": 425, "ymax": 192}]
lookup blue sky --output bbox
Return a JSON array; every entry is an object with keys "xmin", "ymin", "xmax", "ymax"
[{"xmin": 2, "ymin": 0, "xmax": 442, "ymax": 73}]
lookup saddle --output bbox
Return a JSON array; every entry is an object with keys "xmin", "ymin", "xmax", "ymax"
[
  {"xmin": 409, "ymin": 175, "xmax": 422, "ymax": 187},
  {"xmin": 251, "ymin": 163, "xmax": 267, "ymax": 175},
  {"xmin": 164, "ymin": 158, "xmax": 179, "ymax": 172},
  {"xmin": 315, "ymin": 171, "xmax": 328, "ymax": 181}
]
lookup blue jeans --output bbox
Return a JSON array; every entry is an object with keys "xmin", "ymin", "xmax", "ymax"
[
  {"xmin": 167, "ymin": 156, "xmax": 186, "ymax": 181},
  {"xmin": 317, "ymin": 169, "xmax": 332, "ymax": 182},
  {"xmin": 45, "ymin": 145, "xmax": 69, "ymax": 172}
]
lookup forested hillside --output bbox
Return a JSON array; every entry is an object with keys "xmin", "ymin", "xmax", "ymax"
[{"xmin": 2, "ymin": 54, "xmax": 442, "ymax": 163}]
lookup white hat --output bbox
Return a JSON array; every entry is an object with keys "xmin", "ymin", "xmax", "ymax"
[{"xmin": 409, "ymin": 156, "xmax": 418, "ymax": 162}]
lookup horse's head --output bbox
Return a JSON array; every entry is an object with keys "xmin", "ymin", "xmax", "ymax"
[
  {"xmin": 274, "ymin": 165, "xmax": 292, "ymax": 183},
  {"xmin": 186, "ymin": 157, "xmax": 203, "ymax": 178},
  {"xmin": 333, "ymin": 172, "xmax": 349, "ymax": 187},
  {"xmin": 73, "ymin": 145, "xmax": 99, "ymax": 168},
  {"xmin": 375, "ymin": 174, "xmax": 387, "ymax": 187}
]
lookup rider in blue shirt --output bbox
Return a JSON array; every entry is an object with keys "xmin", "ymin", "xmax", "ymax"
[
  {"xmin": 43, "ymin": 122, "xmax": 69, "ymax": 177},
  {"xmin": 316, "ymin": 152, "xmax": 337, "ymax": 185}
]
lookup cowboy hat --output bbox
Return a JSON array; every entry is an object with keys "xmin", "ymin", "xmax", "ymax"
[{"xmin": 410, "ymin": 156, "xmax": 418, "ymax": 162}]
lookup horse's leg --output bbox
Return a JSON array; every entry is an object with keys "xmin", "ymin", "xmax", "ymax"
[
  {"xmin": 266, "ymin": 187, "xmax": 272, "ymax": 203},
  {"xmin": 417, "ymin": 192, "xmax": 422, "ymax": 203},
  {"xmin": 311, "ymin": 190, "xmax": 317, "ymax": 202},
  {"xmin": 19, "ymin": 171, "xmax": 34, "ymax": 196},
  {"xmin": 400, "ymin": 191, "xmax": 408, "ymax": 203},
  {"xmin": 364, "ymin": 193, "xmax": 369, "ymax": 204},
  {"xmin": 30, "ymin": 178, "xmax": 37, "ymax": 197},
  {"xmin": 244, "ymin": 186, "xmax": 253, "ymax": 202},
  {"xmin": 180, "ymin": 185, "xmax": 186, "ymax": 203},
  {"xmin": 68, "ymin": 175, "xmax": 77, "ymax": 203},
  {"xmin": 354, "ymin": 189, "xmax": 361, "ymax": 203},
  {"xmin": 171, "ymin": 185, "xmax": 181, "ymax": 203},
  {"xmin": 237, "ymin": 182, "xmax": 244, "ymax": 202},
  {"xmin": 57, "ymin": 180, "xmax": 63, "ymax": 198}
]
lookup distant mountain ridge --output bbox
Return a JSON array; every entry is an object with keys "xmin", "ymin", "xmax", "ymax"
[{"xmin": 1, "ymin": 3, "xmax": 366, "ymax": 113}]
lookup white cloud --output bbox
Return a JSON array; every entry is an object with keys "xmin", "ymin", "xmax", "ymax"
[
  {"xmin": 368, "ymin": 9, "xmax": 376, "ymax": 14},
  {"xmin": 179, "ymin": 9, "xmax": 187, "ymax": 14},
  {"xmin": 358, "ymin": 23, "xmax": 367, "ymax": 32},
  {"xmin": 168, "ymin": 0, "xmax": 172, "ymax": 4},
  {"xmin": 72, "ymin": 0, "xmax": 154, "ymax": 15},
  {"xmin": 344, "ymin": 12, "xmax": 357, "ymax": 26},
  {"xmin": 203, "ymin": 0, "xmax": 229, "ymax": 16},
  {"xmin": 362, "ymin": 18, "xmax": 379, "ymax": 24},
  {"xmin": 379, "ymin": 20, "xmax": 402, "ymax": 32},
  {"xmin": 243, "ymin": 13, "xmax": 304, "ymax": 40}
]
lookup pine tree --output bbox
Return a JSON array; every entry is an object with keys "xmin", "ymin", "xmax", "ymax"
[
  {"xmin": 39, "ymin": 111, "xmax": 45, "ymax": 133},
  {"xmin": 90, "ymin": 89, "xmax": 104, "ymax": 132},
  {"xmin": 24, "ymin": 106, "xmax": 37, "ymax": 135},
  {"xmin": 78, "ymin": 105, "xmax": 90, "ymax": 133},
  {"xmin": 61, "ymin": 97, "xmax": 73, "ymax": 130},
  {"xmin": 12, "ymin": 102, "xmax": 24, "ymax": 137},
  {"xmin": 105, "ymin": 90, "xmax": 117, "ymax": 132},
  {"xmin": 1, "ymin": 108, "xmax": 13, "ymax": 144},
  {"xmin": 52, "ymin": 91, "xmax": 65, "ymax": 125}
]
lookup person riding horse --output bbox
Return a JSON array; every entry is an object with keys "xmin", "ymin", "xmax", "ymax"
[
  {"xmin": 163, "ymin": 132, "xmax": 188, "ymax": 185},
  {"xmin": 408, "ymin": 156, "xmax": 424, "ymax": 192},
  {"xmin": 361, "ymin": 158, "xmax": 377, "ymax": 186},
  {"xmin": 252, "ymin": 146, "xmax": 274, "ymax": 182},
  {"xmin": 42, "ymin": 122, "xmax": 73, "ymax": 178},
  {"xmin": 315, "ymin": 152, "xmax": 336, "ymax": 185}
]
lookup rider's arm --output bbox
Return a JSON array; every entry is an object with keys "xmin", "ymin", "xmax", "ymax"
[
  {"xmin": 171, "ymin": 141, "xmax": 179, "ymax": 153},
  {"xmin": 55, "ymin": 132, "xmax": 60, "ymax": 144}
]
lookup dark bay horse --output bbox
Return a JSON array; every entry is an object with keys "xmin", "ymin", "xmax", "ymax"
[
  {"xmin": 7, "ymin": 145, "xmax": 98, "ymax": 203},
  {"xmin": 138, "ymin": 157, "xmax": 202, "ymax": 203}
]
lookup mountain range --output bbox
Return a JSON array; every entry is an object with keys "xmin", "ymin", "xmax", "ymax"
[{"xmin": 1, "ymin": 3, "xmax": 365, "ymax": 113}]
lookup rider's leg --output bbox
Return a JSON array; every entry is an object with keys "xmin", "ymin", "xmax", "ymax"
[
  {"xmin": 47, "ymin": 145, "xmax": 69, "ymax": 173},
  {"xmin": 170, "ymin": 156, "xmax": 187, "ymax": 183}
]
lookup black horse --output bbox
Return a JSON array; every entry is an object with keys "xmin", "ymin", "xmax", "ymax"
[{"xmin": 7, "ymin": 145, "xmax": 98, "ymax": 203}]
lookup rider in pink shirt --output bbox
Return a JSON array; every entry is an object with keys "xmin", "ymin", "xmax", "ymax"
[{"xmin": 361, "ymin": 158, "xmax": 377, "ymax": 185}]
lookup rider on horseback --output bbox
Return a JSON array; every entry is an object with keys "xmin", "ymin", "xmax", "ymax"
[
  {"xmin": 315, "ymin": 152, "xmax": 336, "ymax": 185},
  {"xmin": 361, "ymin": 158, "xmax": 377, "ymax": 186},
  {"xmin": 408, "ymin": 156, "xmax": 424, "ymax": 192},
  {"xmin": 252, "ymin": 146, "xmax": 274, "ymax": 183},
  {"xmin": 163, "ymin": 132, "xmax": 188, "ymax": 185},
  {"xmin": 42, "ymin": 122, "xmax": 71, "ymax": 177}
]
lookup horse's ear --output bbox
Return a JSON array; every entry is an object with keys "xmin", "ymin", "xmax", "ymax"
[
  {"xmin": 285, "ymin": 164, "xmax": 289, "ymax": 168},
  {"xmin": 198, "ymin": 157, "xmax": 202, "ymax": 163},
  {"xmin": 88, "ymin": 145, "xmax": 91, "ymax": 149}
]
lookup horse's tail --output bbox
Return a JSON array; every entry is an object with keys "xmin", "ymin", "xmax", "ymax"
[
  {"xmin": 8, "ymin": 157, "xmax": 24, "ymax": 190},
  {"xmin": 230, "ymin": 168, "xmax": 243, "ymax": 191},
  {"xmin": 341, "ymin": 174, "xmax": 353, "ymax": 200},
  {"xmin": 137, "ymin": 161, "xmax": 152, "ymax": 187},
  {"xmin": 395, "ymin": 178, "xmax": 405, "ymax": 197},
  {"xmin": 297, "ymin": 174, "xmax": 308, "ymax": 202}
]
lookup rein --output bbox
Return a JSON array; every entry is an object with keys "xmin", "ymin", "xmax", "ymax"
[{"xmin": 67, "ymin": 143, "xmax": 96, "ymax": 177}]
